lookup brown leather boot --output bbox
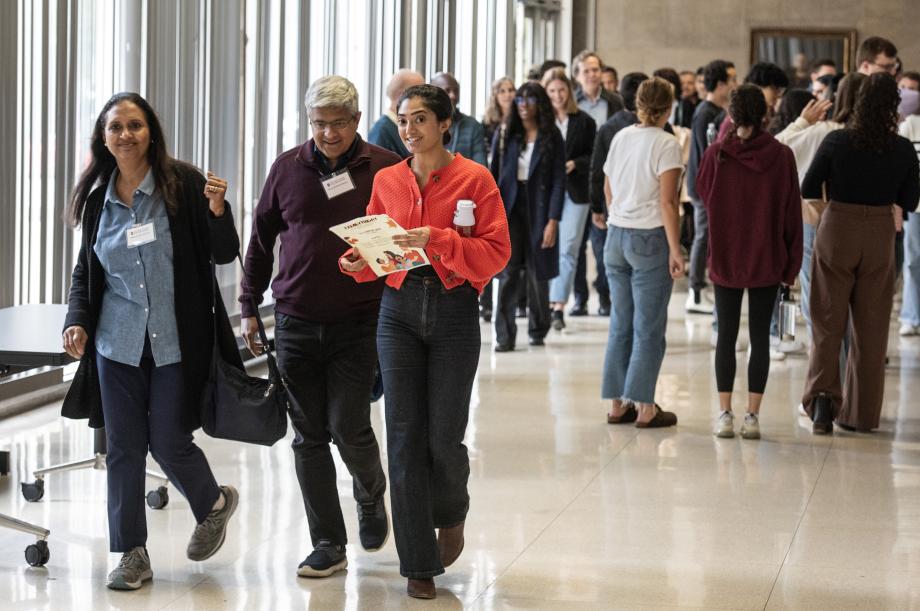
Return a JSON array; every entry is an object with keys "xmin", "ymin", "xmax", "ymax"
[
  {"xmin": 437, "ymin": 521, "xmax": 465, "ymax": 567},
  {"xmin": 407, "ymin": 578, "xmax": 436, "ymax": 599}
]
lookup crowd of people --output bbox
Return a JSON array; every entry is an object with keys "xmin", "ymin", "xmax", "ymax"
[{"xmin": 59, "ymin": 33, "xmax": 918, "ymax": 600}]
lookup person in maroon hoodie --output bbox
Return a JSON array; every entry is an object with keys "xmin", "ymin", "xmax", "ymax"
[
  {"xmin": 696, "ymin": 84, "xmax": 803, "ymax": 440},
  {"xmin": 240, "ymin": 76, "xmax": 401, "ymax": 578}
]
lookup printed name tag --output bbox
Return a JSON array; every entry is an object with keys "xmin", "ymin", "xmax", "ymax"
[
  {"xmin": 126, "ymin": 222, "xmax": 156, "ymax": 248},
  {"xmin": 321, "ymin": 170, "xmax": 356, "ymax": 199}
]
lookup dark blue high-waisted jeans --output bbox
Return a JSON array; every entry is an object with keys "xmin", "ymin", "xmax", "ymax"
[{"xmin": 377, "ymin": 270, "xmax": 481, "ymax": 579}]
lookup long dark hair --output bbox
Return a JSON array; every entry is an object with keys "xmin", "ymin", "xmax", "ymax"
[
  {"xmin": 831, "ymin": 72, "xmax": 867, "ymax": 125},
  {"xmin": 506, "ymin": 81, "xmax": 556, "ymax": 157},
  {"xmin": 769, "ymin": 89, "xmax": 814, "ymax": 134},
  {"xmin": 850, "ymin": 73, "xmax": 899, "ymax": 153},
  {"xmin": 67, "ymin": 92, "xmax": 182, "ymax": 227}
]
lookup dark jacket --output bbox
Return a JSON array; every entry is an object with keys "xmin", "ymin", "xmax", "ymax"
[
  {"xmin": 687, "ymin": 100, "xmax": 726, "ymax": 200},
  {"xmin": 447, "ymin": 110, "xmax": 488, "ymax": 166},
  {"xmin": 368, "ymin": 112, "xmax": 409, "ymax": 158},
  {"xmin": 561, "ymin": 110, "xmax": 597, "ymax": 204},
  {"xmin": 575, "ymin": 86, "xmax": 625, "ymax": 119},
  {"xmin": 62, "ymin": 163, "xmax": 243, "ymax": 430},
  {"xmin": 589, "ymin": 110, "xmax": 675, "ymax": 213},
  {"xmin": 490, "ymin": 127, "xmax": 566, "ymax": 281},
  {"xmin": 696, "ymin": 131, "xmax": 803, "ymax": 288},
  {"xmin": 240, "ymin": 136, "xmax": 400, "ymax": 321}
]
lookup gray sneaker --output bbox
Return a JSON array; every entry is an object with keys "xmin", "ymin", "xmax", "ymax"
[
  {"xmin": 187, "ymin": 485, "xmax": 239, "ymax": 561},
  {"xmin": 106, "ymin": 547, "xmax": 152, "ymax": 590},
  {"xmin": 713, "ymin": 410, "xmax": 735, "ymax": 438},
  {"xmin": 740, "ymin": 413, "xmax": 761, "ymax": 440}
]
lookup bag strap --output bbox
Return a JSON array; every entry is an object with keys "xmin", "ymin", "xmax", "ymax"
[{"xmin": 208, "ymin": 254, "xmax": 273, "ymax": 356}]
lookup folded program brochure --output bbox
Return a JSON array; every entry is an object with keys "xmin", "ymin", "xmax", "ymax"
[{"xmin": 330, "ymin": 214, "xmax": 430, "ymax": 277}]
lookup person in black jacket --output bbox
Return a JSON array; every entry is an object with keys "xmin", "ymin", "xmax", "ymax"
[
  {"xmin": 491, "ymin": 82, "xmax": 566, "ymax": 350},
  {"xmin": 542, "ymin": 68, "xmax": 597, "ymax": 330},
  {"xmin": 61, "ymin": 92, "xmax": 242, "ymax": 591}
]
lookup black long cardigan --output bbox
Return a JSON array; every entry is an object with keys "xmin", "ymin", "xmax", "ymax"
[
  {"xmin": 61, "ymin": 163, "xmax": 244, "ymax": 431},
  {"xmin": 561, "ymin": 110, "xmax": 597, "ymax": 204}
]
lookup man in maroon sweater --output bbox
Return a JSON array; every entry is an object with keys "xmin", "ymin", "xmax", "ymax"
[{"xmin": 240, "ymin": 76, "xmax": 401, "ymax": 578}]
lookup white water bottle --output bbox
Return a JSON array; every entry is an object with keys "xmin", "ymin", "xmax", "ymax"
[{"xmin": 453, "ymin": 200, "xmax": 476, "ymax": 237}]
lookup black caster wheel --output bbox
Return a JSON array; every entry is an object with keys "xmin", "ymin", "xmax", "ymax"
[
  {"xmin": 21, "ymin": 480, "xmax": 44, "ymax": 502},
  {"xmin": 25, "ymin": 540, "xmax": 50, "ymax": 567},
  {"xmin": 146, "ymin": 486, "xmax": 169, "ymax": 509}
]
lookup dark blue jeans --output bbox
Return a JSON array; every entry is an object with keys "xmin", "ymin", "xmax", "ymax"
[
  {"xmin": 274, "ymin": 313, "xmax": 386, "ymax": 548},
  {"xmin": 377, "ymin": 272, "xmax": 481, "ymax": 578},
  {"xmin": 97, "ymin": 351, "xmax": 220, "ymax": 552}
]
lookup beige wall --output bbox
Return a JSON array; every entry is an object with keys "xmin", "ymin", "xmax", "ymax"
[{"xmin": 591, "ymin": 0, "xmax": 919, "ymax": 77}]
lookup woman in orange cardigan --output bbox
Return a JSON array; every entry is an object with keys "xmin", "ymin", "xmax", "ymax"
[{"xmin": 341, "ymin": 85, "xmax": 510, "ymax": 600}]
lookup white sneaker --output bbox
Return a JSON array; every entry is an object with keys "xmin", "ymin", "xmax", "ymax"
[
  {"xmin": 779, "ymin": 339, "xmax": 806, "ymax": 354},
  {"xmin": 713, "ymin": 411, "xmax": 735, "ymax": 438},
  {"xmin": 740, "ymin": 413, "xmax": 761, "ymax": 439},
  {"xmin": 770, "ymin": 349, "xmax": 787, "ymax": 361},
  {"xmin": 686, "ymin": 289, "xmax": 713, "ymax": 314},
  {"xmin": 899, "ymin": 324, "xmax": 920, "ymax": 337}
]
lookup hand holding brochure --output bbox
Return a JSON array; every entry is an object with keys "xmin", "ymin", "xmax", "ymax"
[{"xmin": 331, "ymin": 215, "xmax": 430, "ymax": 277}]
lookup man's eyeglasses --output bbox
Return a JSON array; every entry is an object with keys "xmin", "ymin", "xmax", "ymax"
[
  {"xmin": 870, "ymin": 60, "xmax": 898, "ymax": 74},
  {"xmin": 515, "ymin": 96, "xmax": 538, "ymax": 106},
  {"xmin": 310, "ymin": 118, "xmax": 355, "ymax": 132}
]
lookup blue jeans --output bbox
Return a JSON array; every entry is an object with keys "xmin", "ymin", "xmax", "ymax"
[
  {"xmin": 97, "ymin": 348, "xmax": 220, "ymax": 552},
  {"xmin": 601, "ymin": 226, "xmax": 674, "ymax": 403},
  {"xmin": 550, "ymin": 195, "xmax": 590, "ymax": 303},
  {"xmin": 800, "ymin": 222, "xmax": 817, "ymax": 333},
  {"xmin": 901, "ymin": 212, "xmax": 920, "ymax": 326},
  {"xmin": 377, "ymin": 271, "xmax": 481, "ymax": 579}
]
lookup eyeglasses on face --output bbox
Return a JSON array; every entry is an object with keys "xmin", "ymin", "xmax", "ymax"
[
  {"xmin": 515, "ymin": 96, "xmax": 538, "ymax": 106},
  {"xmin": 310, "ymin": 118, "xmax": 355, "ymax": 132}
]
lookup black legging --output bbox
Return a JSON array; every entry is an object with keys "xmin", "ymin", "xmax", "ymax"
[{"xmin": 714, "ymin": 284, "xmax": 779, "ymax": 394}]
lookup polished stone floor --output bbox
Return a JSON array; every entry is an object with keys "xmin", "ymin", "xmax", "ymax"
[{"xmin": 1, "ymin": 287, "xmax": 919, "ymax": 610}]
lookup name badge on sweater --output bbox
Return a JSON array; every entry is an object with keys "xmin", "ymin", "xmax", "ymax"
[
  {"xmin": 126, "ymin": 222, "xmax": 156, "ymax": 248},
  {"xmin": 321, "ymin": 169, "xmax": 356, "ymax": 199}
]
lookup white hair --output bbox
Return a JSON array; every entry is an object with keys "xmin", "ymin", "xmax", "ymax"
[{"xmin": 304, "ymin": 75, "xmax": 359, "ymax": 115}]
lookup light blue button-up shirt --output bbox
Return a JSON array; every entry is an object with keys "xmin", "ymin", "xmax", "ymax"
[
  {"xmin": 93, "ymin": 169, "xmax": 182, "ymax": 367},
  {"xmin": 577, "ymin": 93, "xmax": 608, "ymax": 128}
]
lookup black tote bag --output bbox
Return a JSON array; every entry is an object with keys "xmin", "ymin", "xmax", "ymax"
[{"xmin": 200, "ymin": 258, "xmax": 289, "ymax": 446}]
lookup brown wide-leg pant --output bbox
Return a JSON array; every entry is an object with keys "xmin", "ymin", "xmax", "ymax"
[{"xmin": 802, "ymin": 202, "xmax": 895, "ymax": 431}]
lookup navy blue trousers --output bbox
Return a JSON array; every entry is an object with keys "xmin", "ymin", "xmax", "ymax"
[{"xmin": 97, "ymin": 350, "xmax": 220, "ymax": 552}]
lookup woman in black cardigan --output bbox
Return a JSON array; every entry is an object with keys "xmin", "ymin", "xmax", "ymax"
[
  {"xmin": 490, "ymin": 82, "xmax": 566, "ymax": 350},
  {"xmin": 61, "ymin": 92, "xmax": 243, "ymax": 590},
  {"xmin": 542, "ymin": 68, "xmax": 597, "ymax": 330}
]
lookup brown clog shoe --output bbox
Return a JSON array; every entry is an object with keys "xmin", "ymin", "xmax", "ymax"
[
  {"xmin": 407, "ymin": 578, "xmax": 436, "ymax": 599},
  {"xmin": 437, "ymin": 521, "xmax": 465, "ymax": 567},
  {"xmin": 607, "ymin": 403, "xmax": 637, "ymax": 424},
  {"xmin": 635, "ymin": 405, "xmax": 678, "ymax": 429}
]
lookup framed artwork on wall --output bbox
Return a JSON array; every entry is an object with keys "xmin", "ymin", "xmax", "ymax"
[{"xmin": 750, "ymin": 28, "xmax": 857, "ymax": 88}]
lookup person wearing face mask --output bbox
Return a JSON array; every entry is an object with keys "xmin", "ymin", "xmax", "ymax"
[
  {"xmin": 542, "ymin": 68, "xmax": 597, "ymax": 331},
  {"xmin": 240, "ymin": 76, "xmax": 400, "ymax": 580},
  {"xmin": 491, "ymin": 82, "xmax": 567, "ymax": 350},
  {"xmin": 61, "ymin": 93, "xmax": 241, "ymax": 590},
  {"xmin": 340, "ymin": 85, "xmax": 510, "ymax": 600}
]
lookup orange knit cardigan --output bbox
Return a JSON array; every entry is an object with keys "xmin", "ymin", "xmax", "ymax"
[{"xmin": 341, "ymin": 153, "xmax": 511, "ymax": 293}]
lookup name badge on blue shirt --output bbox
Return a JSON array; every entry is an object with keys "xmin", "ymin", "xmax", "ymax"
[{"xmin": 126, "ymin": 222, "xmax": 157, "ymax": 248}]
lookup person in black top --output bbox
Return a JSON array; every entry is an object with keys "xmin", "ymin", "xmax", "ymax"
[
  {"xmin": 686, "ymin": 60, "xmax": 737, "ymax": 315},
  {"xmin": 541, "ymin": 68, "xmax": 597, "ymax": 330},
  {"xmin": 801, "ymin": 73, "xmax": 920, "ymax": 434}
]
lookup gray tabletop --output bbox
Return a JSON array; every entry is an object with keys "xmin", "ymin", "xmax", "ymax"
[{"xmin": 0, "ymin": 304, "xmax": 73, "ymax": 367}]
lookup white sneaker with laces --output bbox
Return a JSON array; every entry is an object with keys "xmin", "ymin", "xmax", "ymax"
[
  {"xmin": 741, "ymin": 413, "xmax": 761, "ymax": 439},
  {"xmin": 899, "ymin": 323, "xmax": 920, "ymax": 337},
  {"xmin": 686, "ymin": 289, "xmax": 713, "ymax": 314},
  {"xmin": 713, "ymin": 411, "xmax": 735, "ymax": 438}
]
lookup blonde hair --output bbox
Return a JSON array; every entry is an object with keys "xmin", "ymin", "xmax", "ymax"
[
  {"xmin": 541, "ymin": 68, "xmax": 578, "ymax": 115},
  {"xmin": 483, "ymin": 76, "xmax": 514, "ymax": 128},
  {"xmin": 636, "ymin": 77, "xmax": 674, "ymax": 126}
]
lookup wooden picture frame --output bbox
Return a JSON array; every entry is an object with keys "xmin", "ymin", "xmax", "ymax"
[{"xmin": 750, "ymin": 28, "xmax": 857, "ymax": 84}]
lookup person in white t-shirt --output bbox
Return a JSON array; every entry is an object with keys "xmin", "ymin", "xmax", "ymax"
[{"xmin": 601, "ymin": 77, "xmax": 684, "ymax": 428}]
